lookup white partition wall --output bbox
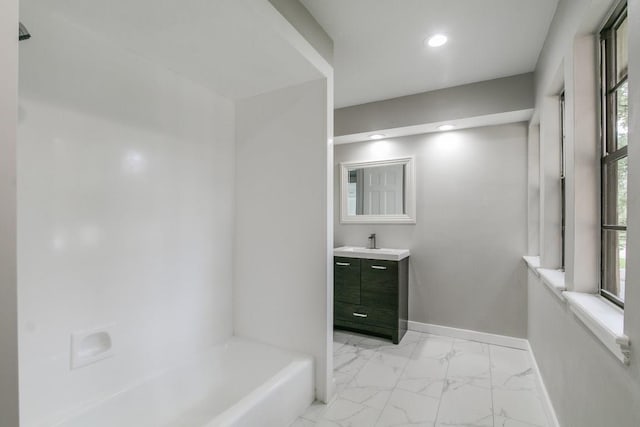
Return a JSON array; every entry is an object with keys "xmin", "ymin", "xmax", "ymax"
[{"xmin": 234, "ymin": 78, "xmax": 332, "ymax": 401}]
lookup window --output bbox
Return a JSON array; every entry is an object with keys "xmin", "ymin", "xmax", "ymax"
[
  {"xmin": 600, "ymin": 3, "xmax": 628, "ymax": 307},
  {"xmin": 560, "ymin": 91, "xmax": 566, "ymax": 271}
]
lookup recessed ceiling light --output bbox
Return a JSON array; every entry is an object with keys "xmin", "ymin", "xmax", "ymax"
[
  {"xmin": 426, "ymin": 34, "xmax": 448, "ymax": 48},
  {"xmin": 369, "ymin": 134, "xmax": 386, "ymax": 140},
  {"xmin": 438, "ymin": 124, "xmax": 456, "ymax": 131}
]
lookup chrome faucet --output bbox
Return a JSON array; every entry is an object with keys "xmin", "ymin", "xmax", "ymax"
[{"xmin": 368, "ymin": 233, "xmax": 377, "ymax": 249}]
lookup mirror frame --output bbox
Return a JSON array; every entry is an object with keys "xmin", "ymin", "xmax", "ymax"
[{"xmin": 340, "ymin": 156, "xmax": 416, "ymax": 224}]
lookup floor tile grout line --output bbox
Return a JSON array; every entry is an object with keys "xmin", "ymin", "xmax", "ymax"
[
  {"xmin": 369, "ymin": 335, "xmax": 420, "ymax": 426},
  {"xmin": 321, "ymin": 334, "xmax": 403, "ymax": 424},
  {"xmin": 332, "ymin": 339, "xmax": 374, "ymax": 397},
  {"xmin": 488, "ymin": 344, "xmax": 496, "ymax": 427},
  {"xmin": 300, "ymin": 335, "xmax": 378, "ymax": 424},
  {"xmin": 431, "ymin": 336, "xmax": 455, "ymax": 426},
  {"xmin": 316, "ymin": 333, "xmax": 545, "ymax": 427}
]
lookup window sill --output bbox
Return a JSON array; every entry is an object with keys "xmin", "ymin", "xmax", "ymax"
[
  {"xmin": 537, "ymin": 268, "xmax": 566, "ymax": 301},
  {"xmin": 523, "ymin": 255, "xmax": 631, "ymax": 365},
  {"xmin": 522, "ymin": 255, "xmax": 541, "ymax": 275},
  {"xmin": 563, "ymin": 292, "xmax": 630, "ymax": 365}
]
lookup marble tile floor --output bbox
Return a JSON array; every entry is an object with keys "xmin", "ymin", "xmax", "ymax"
[{"xmin": 292, "ymin": 330, "xmax": 549, "ymax": 427}]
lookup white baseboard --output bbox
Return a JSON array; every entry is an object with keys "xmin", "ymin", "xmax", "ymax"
[
  {"xmin": 527, "ymin": 342, "xmax": 561, "ymax": 427},
  {"xmin": 407, "ymin": 321, "xmax": 529, "ymax": 350}
]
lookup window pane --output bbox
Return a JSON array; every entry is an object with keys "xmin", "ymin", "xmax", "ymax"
[
  {"xmin": 616, "ymin": 17, "xmax": 628, "ymax": 81},
  {"xmin": 604, "ymin": 156, "xmax": 627, "ymax": 226},
  {"xmin": 616, "ymin": 81, "xmax": 628, "ymax": 149},
  {"xmin": 602, "ymin": 229, "xmax": 626, "ymax": 302},
  {"xmin": 617, "ymin": 157, "xmax": 627, "ymax": 226}
]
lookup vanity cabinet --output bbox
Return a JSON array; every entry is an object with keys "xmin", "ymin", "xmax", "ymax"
[{"xmin": 334, "ymin": 256, "xmax": 408, "ymax": 344}]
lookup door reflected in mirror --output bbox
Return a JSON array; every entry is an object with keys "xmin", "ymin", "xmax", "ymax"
[
  {"xmin": 347, "ymin": 164, "xmax": 406, "ymax": 216},
  {"xmin": 340, "ymin": 157, "xmax": 416, "ymax": 224}
]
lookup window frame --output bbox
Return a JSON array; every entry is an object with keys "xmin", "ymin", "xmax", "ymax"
[
  {"xmin": 599, "ymin": 2, "xmax": 628, "ymax": 308},
  {"xmin": 560, "ymin": 91, "xmax": 566, "ymax": 271}
]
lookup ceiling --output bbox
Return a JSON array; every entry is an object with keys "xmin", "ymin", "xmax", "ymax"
[
  {"xmin": 300, "ymin": 0, "xmax": 559, "ymax": 108},
  {"xmin": 25, "ymin": 0, "xmax": 322, "ymax": 101}
]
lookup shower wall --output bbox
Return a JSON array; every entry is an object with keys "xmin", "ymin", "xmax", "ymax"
[{"xmin": 18, "ymin": 8, "xmax": 235, "ymax": 426}]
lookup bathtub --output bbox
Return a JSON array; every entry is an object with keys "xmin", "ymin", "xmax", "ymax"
[{"xmin": 55, "ymin": 338, "xmax": 314, "ymax": 427}]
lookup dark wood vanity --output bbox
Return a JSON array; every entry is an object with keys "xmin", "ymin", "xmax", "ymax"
[{"xmin": 333, "ymin": 255, "xmax": 409, "ymax": 344}]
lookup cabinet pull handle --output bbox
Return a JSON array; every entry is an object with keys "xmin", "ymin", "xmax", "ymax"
[
  {"xmin": 371, "ymin": 265, "xmax": 387, "ymax": 270},
  {"xmin": 352, "ymin": 312, "xmax": 368, "ymax": 318},
  {"xmin": 336, "ymin": 262, "xmax": 350, "ymax": 266}
]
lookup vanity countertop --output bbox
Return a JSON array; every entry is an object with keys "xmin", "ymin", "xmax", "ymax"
[{"xmin": 333, "ymin": 246, "xmax": 410, "ymax": 261}]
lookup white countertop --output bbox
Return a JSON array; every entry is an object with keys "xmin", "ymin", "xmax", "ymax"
[{"xmin": 333, "ymin": 246, "xmax": 410, "ymax": 261}]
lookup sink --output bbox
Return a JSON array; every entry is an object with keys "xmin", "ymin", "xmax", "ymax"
[{"xmin": 333, "ymin": 246, "xmax": 410, "ymax": 261}]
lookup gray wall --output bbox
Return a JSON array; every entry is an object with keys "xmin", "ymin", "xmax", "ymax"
[
  {"xmin": 335, "ymin": 73, "xmax": 533, "ymax": 136},
  {"xmin": 334, "ymin": 123, "xmax": 528, "ymax": 338},
  {"xmin": 268, "ymin": 0, "xmax": 333, "ymax": 65},
  {"xmin": 0, "ymin": 0, "xmax": 20, "ymax": 425}
]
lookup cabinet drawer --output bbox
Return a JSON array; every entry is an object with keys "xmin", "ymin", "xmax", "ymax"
[{"xmin": 334, "ymin": 302, "xmax": 396, "ymax": 328}]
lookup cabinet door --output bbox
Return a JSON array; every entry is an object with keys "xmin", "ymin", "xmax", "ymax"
[
  {"xmin": 334, "ymin": 257, "xmax": 360, "ymax": 304},
  {"xmin": 361, "ymin": 259, "xmax": 397, "ymax": 309}
]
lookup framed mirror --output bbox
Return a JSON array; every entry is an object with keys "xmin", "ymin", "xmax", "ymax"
[{"xmin": 340, "ymin": 157, "xmax": 416, "ymax": 224}]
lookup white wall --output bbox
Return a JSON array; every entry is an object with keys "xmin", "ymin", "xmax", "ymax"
[
  {"xmin": 334, "ymin": 123, "xmax": 529, "ymax": 338},
  {"xmin": 527, "ymin": 125, "xmax": 541, "ymax": 255},
  {"xmin": 234, "ymin": 79, "xmax": 331, "ymax": 401},
  {"xmin": 625, "ymin": 0, "xmax": 640, "ymax": 413},
  {"xmin": 625, "ymin": 0, "xmax": 640, "ymax": 384},
  {"xmin": 0, "ymin": 0, "xmax": 20, "ymax": 425},
  {"xmin": 538, "ymin": 96, "xmax": 563, "ymax": 269},
  {"xmin": 18, "ymin": 7, "xmax": 235, "ymax": 426},
  {"xmin": 529, "ymin": 0, "xmax": 640, "ymax": 425}
]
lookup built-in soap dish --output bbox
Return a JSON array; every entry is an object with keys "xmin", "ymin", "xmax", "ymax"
[{"xmin": 70, "ymin": 325, "xmax": 115, "ymax": 370}]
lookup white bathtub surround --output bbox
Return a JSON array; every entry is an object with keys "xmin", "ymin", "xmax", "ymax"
[
  {"xmin": 69, "ymin": 324, "xmax": 116, "ymax": 370},
  {"xmin": 54, "ymin": 338, "xmax": 313, "ymax": 427},
  {"xmin": 18, "ymin": 44, "xmax": 236, "ymax": 427},
  {"xmin": 294, "ymin": 331, "xmax": 551, "ymax": 427},
  {"xmin": 17, "ymin": 0, "xmax": 333, "ymax": 425}
]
